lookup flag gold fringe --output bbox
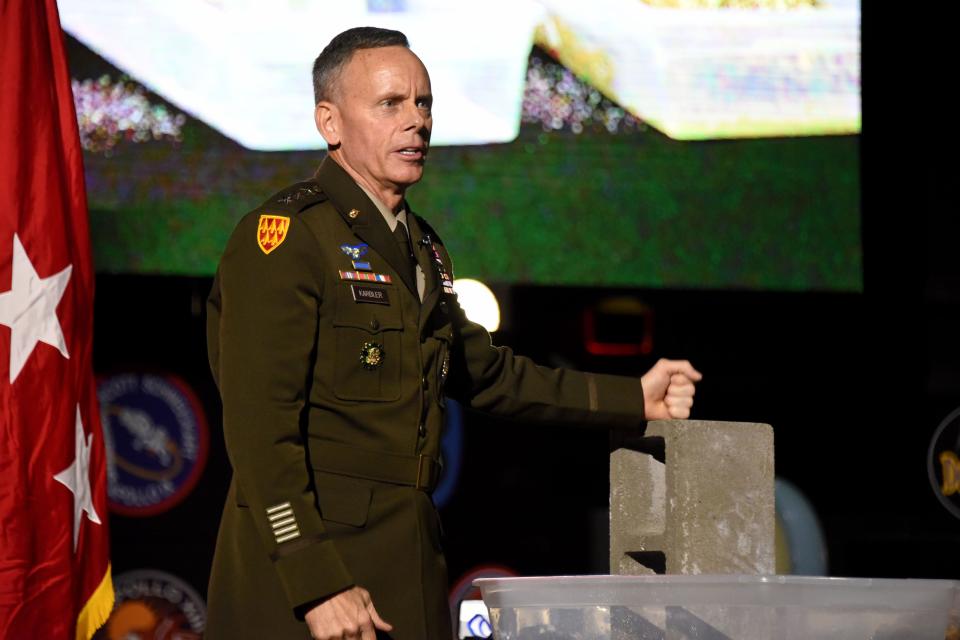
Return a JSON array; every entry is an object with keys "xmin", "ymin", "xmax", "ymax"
[{"xmin": 76, "ymin": 563, "xmax": 114, "ymax": 640}]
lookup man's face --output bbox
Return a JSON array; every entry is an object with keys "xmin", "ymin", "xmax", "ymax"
[{"xmin": 322, "ymin": 46, "xmax": 432, "ymax": 199}]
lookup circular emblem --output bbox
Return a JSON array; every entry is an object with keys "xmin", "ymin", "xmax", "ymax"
[
  {"xmin": 360, "ymin": 341, "xmax": 384, "ymax": 370},
  {"xmin": 448, "ymin": 565, "xmax": 518, "ymax": 639},
  {"xmin": 98, "ymin": 373, "xmax": 209, "ymax": 517},
  {"xmin": 102, "ymin": 569, "xmax": 206, "ymax": 639},
  {"xmin": 928, "ymin": 406, "xmax": 960, "ymax": 519}
]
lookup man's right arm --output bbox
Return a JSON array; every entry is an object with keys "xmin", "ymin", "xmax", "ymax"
[{"xmin": 210, "ymin": 211, "xmax": 354, "ymax": 613}]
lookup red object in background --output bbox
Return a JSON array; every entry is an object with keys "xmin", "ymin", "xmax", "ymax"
[
  {"xmin": 0, "ymin": 0, "xmax": 113, "ymax": 638},
  {"xmin": 448, "ymin": 564, "xmax": 519, "ymax": 632},
  {"xmin": 582, "ymin": 298, "xmax": 655, "ymax": 357}
]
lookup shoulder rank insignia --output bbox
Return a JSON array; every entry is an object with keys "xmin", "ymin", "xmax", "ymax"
[
  {"xmin": 340, "ymin": 243, "xmax": 369, "ymax": 260},
  {"xmin": 258, "ymin": 214, "xmax": 290, "ymax": 254},
  {"xmin": 265, "ymin": 181, "xmax": 326, "ymax": 213},
  {"xmin": 360, "ymin": 341, "xmax": 384, "ymax": 370}
]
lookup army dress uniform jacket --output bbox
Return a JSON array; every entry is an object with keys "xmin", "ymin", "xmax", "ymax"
[{"xmin": 204, "ymin": 157, "xmax": 646, "ymax": 639}]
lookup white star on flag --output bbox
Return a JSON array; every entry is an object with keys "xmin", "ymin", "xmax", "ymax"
[
  {"xmin": 53, "ymin": 405, "xmax": 103, "ymax": 551},
  {"xmin": 0, "ymin": 233, "xmax": 73, "ymax": 383}
]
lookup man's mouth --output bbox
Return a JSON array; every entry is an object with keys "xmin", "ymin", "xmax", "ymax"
[{"xmin": 396, "ymin": 147, "xmax": 426, "ymax": 160}]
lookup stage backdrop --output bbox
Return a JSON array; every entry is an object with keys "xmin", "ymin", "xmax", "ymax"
[{"xmin": 62, "ymin": 0, "xmax": 861, "ymax": 292}]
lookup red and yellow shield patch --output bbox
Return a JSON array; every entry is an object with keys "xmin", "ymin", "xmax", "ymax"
[{"xmin": 257, "ymin": 214, "xmax": 290, "ymax": 254}]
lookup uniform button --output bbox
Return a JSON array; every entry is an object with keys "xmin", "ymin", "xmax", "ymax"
[
  {"xmin": 418, "ymin": 424, "xmax": 427, "ymax": 438},
  {"xmin": 369, "ymin": 318, "xmax": 380, "ymax": 330},
  {"xmin": 439, "ymin": 300, "xmax": 448, "ymax": 314},
  {"xmin": 421, "ymin": 376, "xmax": 428, "ymax": 390}
]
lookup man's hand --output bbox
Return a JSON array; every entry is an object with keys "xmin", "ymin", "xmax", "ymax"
[
  {"xmin": 640, "ymin": 358, "xmax": 703, "ymax": 420},
  {"xmin": 305, "ymin": 586, "xmax": 393, "ymax": 640}
]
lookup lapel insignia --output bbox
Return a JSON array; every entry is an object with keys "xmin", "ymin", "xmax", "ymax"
[
  {"xmin": 340, "ymin": 243, "xmax": 369, "ymax": 260},
  {"xmin": 360, "ymin": 341, "xmax": 384, "ymax": 370},
  {"xmin": 339, "ymin": 270, "xmax": 392, "ymax": 284},
  {"xmin": 257, "ymin": 214, "xmax": 290, "ymax": 254}
]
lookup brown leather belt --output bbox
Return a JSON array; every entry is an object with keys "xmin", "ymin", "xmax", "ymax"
[{"xmin": 309, "ymin": 438, "xmax": 442, "ymax": 492}]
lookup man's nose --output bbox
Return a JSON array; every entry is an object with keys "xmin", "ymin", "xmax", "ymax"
[{"xmin": 404, "ymin": 101, "xmax": 425, "ymax": 130}]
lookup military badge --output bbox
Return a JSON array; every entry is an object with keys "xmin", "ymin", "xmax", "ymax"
[
  {"xmin": 360, "ymin": 341, "xmax": 384, "ymax": 370},
  {"xmin": 257, "ymin": 214, "xmax": 290, "ymax": 254},
  {"xmin": 340, "ymin": 270, "xmax": 392, "ymax": 284},
  {"xmin": 441, "ymin": 353, "xmax": 451, "ymax": 382},
  {"xmin": 429, "ymin": 244, "xmax": 456, "ymax": 294},
  {"xmin": 340, "ymin": 243, "xmax": 369, "ymax": 260}
]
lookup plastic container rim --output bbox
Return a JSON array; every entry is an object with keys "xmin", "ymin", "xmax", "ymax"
[{"xmin": 473, "ymin": 574, "xmax": 960, "ymax": 611}]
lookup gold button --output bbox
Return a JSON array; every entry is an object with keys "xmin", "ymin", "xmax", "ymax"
[{"xmin": 348, "ymin": 208, "xmax": 360, "ymax": 219}]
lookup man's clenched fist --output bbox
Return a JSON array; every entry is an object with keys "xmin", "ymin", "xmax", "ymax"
[{"xmin": 640, "ymin": 358, "xmax": 703, "ymax": 420}]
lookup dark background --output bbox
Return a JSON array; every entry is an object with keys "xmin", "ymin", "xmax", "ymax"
[{"xmin": 93, "ymin": 2, "xmax": 960, "ymax": 615}]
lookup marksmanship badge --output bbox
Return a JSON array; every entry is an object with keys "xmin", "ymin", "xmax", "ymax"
[{"xmin": 257, "ymin": 214, "xmax": 290, "ymax": 254}]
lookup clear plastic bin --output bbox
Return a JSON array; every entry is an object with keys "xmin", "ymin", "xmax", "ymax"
[{"xmin": 474, "ymin": 575, "xmax": 960, "ymax": 640}]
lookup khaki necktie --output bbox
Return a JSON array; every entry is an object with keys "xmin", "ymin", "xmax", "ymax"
[{"xmin": 393, "ymin": 221, "xmax": 418, "ymax": 290}]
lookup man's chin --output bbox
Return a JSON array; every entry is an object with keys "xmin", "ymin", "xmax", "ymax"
[{"xmin": 390, "ymin": 166, "xmax": 425, "ymax": 190}]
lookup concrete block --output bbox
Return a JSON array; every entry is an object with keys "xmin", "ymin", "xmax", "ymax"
[{"xmin": 610, "ymin": 420, "xmax": 774, "ymax": 576}]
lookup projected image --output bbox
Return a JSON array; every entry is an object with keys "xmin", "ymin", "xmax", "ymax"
[
  {"xmin": 61, "ymin": 0, "xmax": 859, "ymax": 148},
  {"xmin": 536, "ymin": 0, "xmax": 860, "ymax": 139},
  {"xmin": 64, "ymin": 1, "xmax": 861, "ymax": 292},
  {"xmin": 59, "ymin": 0, "xmax": 544, "ymax": 148}
]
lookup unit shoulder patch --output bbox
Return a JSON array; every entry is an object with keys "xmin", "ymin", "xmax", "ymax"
[{"xmin": 257, "ymin": 214, "xmax": 290, "ymax": 254}]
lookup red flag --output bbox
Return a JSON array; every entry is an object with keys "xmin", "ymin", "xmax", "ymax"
[{"xmin": 0, "ymin": 0, "xmax": 113, "ymax": 638}]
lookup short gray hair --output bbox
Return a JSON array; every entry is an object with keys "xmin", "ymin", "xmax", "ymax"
[{"xmin": 312, "ymin": 27, "xmax": 409, "ymax": 104}]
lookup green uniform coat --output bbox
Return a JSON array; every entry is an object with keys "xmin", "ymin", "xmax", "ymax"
[{"xmin": 205, "ymin": 158, "xmax": 645, "ymax": 639}]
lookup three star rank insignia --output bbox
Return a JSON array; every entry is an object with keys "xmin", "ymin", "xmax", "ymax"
[{"xmin": 257, "ymin": 214, "xmax": 290, "ymax": 254}]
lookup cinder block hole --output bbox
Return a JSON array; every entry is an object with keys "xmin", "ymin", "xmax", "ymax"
[
  {"xmin": 634, "ymin": 436, "xmax": 665, "ymax": 465},
  {"xmin": 611, "ymin": 430, "xmax": 666, "ymax": 463},
  {"xmin": 626, "ymin": 550, "xmax": 666, "ymax": 574}
]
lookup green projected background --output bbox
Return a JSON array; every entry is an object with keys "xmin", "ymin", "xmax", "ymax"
[{"xmin": 75, "ymin": 41, "xmax": 860, "ymax": 292}]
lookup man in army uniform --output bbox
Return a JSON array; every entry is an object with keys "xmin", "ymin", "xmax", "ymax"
[{"xmin": 205, "ymin": 27, "xmax": 701, "ymax": 640}]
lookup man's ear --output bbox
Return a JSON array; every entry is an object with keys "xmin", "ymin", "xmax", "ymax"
[{"xmin": 315, "ymin": 101, "xmax": 341, "ymax": 147}]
